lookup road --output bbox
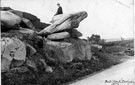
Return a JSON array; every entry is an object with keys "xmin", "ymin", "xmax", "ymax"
[{"xmin": 70, "ymin": 58, "xmax": 135, "ymax": 85}]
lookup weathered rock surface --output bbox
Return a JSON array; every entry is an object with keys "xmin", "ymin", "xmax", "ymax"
[
  {"xmin": 1, "ymin": 30, "xmax": 42, "ymax": 52},
  {"xmin": 1, "ymin": 11, "xmax": 21, "ymax": 29},
  {"xmin": 66, "ymin": 29, "xmax": 82, "ymax": 38},
  {"xmin": 39, "ymin": 11, "xmax": 88, "ymax": 35},
  {"xmin": 44, "ymin": 38, "xmax": 92, "ymax": 63},
  {"xmin": 9, "ymin": 10, "xmax": 23, "ymax": 18},
  {"xmin": 21, "ymin": 18, "xmax": 36, "ymax": 30},
  {"xmin": 1, "ymin": 37, "xmax": 26, "ymax": 72},
  {"xmin": 1, "ymin": 9, "xmax": 50, "ymax": 31},
  {"xmin": 1, "ymin": 57, "xmax": 11, "ymax": 72},
  {"xmin": 47, "ymin": 32, "xmax": 70, "ymax": 40}
]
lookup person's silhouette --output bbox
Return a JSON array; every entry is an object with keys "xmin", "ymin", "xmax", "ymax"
[{"xmin": 55, "ymin": 3, "xmax": 63, "ymax": 16}]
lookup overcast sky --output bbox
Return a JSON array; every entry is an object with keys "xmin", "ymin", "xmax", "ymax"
[{"xmin": 1, "ymin": 0, "xmax": 134, "ymax": 39}]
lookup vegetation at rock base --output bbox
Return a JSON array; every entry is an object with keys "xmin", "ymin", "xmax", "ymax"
[
  {"xmin": 2, "ymin": 38, "xmax": 134, "ymax": 85},
  {"xmin": 1, "ymin": 55, "xmax": 114, "ymax": 85}
]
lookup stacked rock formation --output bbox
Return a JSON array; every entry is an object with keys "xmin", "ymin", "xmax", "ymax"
[
  {"xmin": 1, "ymin": 7, "xmax": 92, "ymax": 73},
  {"xmin": 1, "ymin": 7, "xmax": 51, "ymax": 73},
  {"xmin": 40, "ymin": 11, "xmax": 92, "ymax": 63}
]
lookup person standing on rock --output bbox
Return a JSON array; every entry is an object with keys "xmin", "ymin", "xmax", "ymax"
[
  {"xmin": 50, "ymin": 3, "xmax": 63, "ymax": 23},
  {"xmin": 55, "ymin": 3, "xmax": 63, "ymax": 16}
]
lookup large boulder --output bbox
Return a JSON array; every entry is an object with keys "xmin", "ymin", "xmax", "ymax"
[
  {"xmin": 43, "ymin": 38, "xmax": 92, "ymax": 63},
  {"xmin": 1, "ymin": 28, "xmax": 42, "ymax": 51},
  {"xmin": 22, "ymin": 11, "xmax": 50, "ymax": 29},
  {"xmin": 22, "ymin": 11, "xmax": 38, "ymax": 21},
  {"xmin": 63, "ymin": 38, "xmax": 92, "ymax": 61},
  {"xmin": 30, "ymin": 18, "xmax": 42, "ymax": 29},
  {"xmin": 39, "ymin": 11, "xmax": 88, "ymax": 35},
  {"xmin": 1, "ymin": 37, "xmax": 26, "ymax": 72},
  {"xmin": 47, "ymin": 32, "xmax": 70, "ymax": 40},
  {"xmin": 66, "ymin": 29, "xmax": 82, "ymax": 38},
  {"xmin": 1, "ymin": 11, "xmax": 21, "ymax": 29},
  {"xmin": 1, "ymin": 31, "xmax": 53, "ymax": 73},
  {"xmin": 8, "ymin": 10, "xmax": 36, "ymax": 30},
  {"xmin": 21, "ymin": 18, "xmax": 36, "ymax": 30},
  {"xmin": 9, "ymin": 9, "xmax": 50, "ymax": 30},
  {"xmin": 9, "ymin": 10, "xmax": 23, "ymax": 18}
]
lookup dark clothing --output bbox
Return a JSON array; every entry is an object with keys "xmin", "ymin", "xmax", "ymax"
[{"xmin": 55, "ymin": 6, "xmax": 63, "ymax": 15}]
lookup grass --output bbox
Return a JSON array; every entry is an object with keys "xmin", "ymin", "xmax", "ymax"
[
  {"xmin": 2, "ymin": 39, "xmax": 134, "ymax": 85},
  {"xmin": 1, "ymin": 53, "xmax": 120, "ymax": 85}
]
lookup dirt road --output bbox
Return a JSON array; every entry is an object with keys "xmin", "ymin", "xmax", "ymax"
[{"xmin": 70, "ymin": 58, "xmax": 135, "ymax": 85}]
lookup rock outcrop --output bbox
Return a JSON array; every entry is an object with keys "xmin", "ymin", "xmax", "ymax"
[
  {"xmin": 44, "ymin": 38, "xmax": 92, "ymax": 63},
  {"xmin": 1, "ymin": 37, "xmax": 26, "ymax": 72},
  {"xmin": 1, "ymin": 11, "xmax": 21, "ymax": 30},
  {"xmin": 1, "ymin": 7, "xmax": 92, "ymax": 73},
  {"xmin": 39, "ymin": 11, "xmax": 87, "ymax": 35}
]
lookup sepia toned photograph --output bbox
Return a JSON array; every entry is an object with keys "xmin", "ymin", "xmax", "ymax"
[{"xmin": 1, "ymin": 0, "xmax": 135, "ymax": 85}]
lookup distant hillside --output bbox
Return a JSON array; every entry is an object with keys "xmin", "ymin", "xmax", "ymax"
[{"xmin": 105, "ymin": 38, "xmax": 134, "ymax": 42}]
